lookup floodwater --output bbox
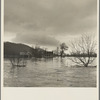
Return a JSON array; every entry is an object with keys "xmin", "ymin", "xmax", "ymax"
[{"xmin": 4, "ymin": 57, "xmax": 97, "ymax": 87}]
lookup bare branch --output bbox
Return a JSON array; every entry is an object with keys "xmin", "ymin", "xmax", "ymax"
[{"xmin": 69, "ymin": 34, "xmax": 97, "ymax": 67}]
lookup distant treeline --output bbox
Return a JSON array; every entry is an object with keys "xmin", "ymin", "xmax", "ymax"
[
  {"xmin": 4, "ymin": 42, "xmax": 97, "ymax": 58},
  {"xmin": 66, "ymin": 53, "xmax": 97, "ymax": 57}
]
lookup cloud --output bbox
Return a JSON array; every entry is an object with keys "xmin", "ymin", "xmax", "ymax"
[
  {"xmin": 4, "ymin": 0, "xmax": 97, "ymax": 47},
  {"xmin": 12, "ymin": 31, "xmax": 60, "ymax": 47}
]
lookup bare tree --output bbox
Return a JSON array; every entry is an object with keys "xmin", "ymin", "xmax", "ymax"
[
  {"xmin": 9, "ymin": 56, "xmax": 26, "ymax": 67},
  {"xmin": 69, "ymin": 34, "xmax": 97, "ymax": 67},
  {"xmin": 60, "ymin": 43, "xmax": 68, "ymax": 57}
]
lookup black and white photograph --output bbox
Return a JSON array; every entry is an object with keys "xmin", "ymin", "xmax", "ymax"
[{"xmin": 4, "ymin": 0, "xmax": 97, "ymax": 87}]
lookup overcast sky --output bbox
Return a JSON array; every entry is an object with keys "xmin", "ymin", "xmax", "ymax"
[{"xmin": 4, "ymin": 0, "xmax": 97, "ymax": 50}]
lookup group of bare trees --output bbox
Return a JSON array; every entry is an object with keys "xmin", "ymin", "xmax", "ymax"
[
  {"xmin": 9, "ymin": 57, "xmax": 27, "ymax": 67},
  {"xmin": 60, "ymin": 34, "xmax": 97, "ymax": 67}
]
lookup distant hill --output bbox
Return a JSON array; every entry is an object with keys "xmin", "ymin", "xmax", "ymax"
[
  {"xmin": 4, "ymin": 42, "xmax": 34, "ymax": 57},
  {"xmin": 4, "ymin": 42, "xmax": 54, "ymax": 58}
]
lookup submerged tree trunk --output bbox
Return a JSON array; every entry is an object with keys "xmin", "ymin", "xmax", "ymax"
[
  {"xmin": 84, "ymin": 63, "xmax": 88, "ymax": 67},
  {"xmin": 60, "ymin": 50, "xmax": 64, "ymax": 57}
]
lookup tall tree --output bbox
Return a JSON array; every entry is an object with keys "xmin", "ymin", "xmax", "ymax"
[{"xmin": 60, "ymin": 43, "xmax": 68, "ymax": 57}]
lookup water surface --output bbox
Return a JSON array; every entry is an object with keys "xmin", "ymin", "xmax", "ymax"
[{"xmin": 4, "ymin": 57, "xmax": 97, "ymax": 87}]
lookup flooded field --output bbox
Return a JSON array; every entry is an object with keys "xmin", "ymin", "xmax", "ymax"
[{"xmin": 4, "ymin": 57, "xmax": 97, "ymax": 87}]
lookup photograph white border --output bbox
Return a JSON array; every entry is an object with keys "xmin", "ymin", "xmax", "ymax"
[{"xmin": 1, "ymin": 0, "xmax": 99, "ymax": 100}]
